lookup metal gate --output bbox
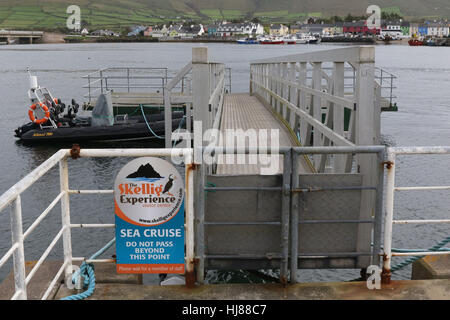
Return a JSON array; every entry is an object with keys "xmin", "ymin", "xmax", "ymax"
[{"xmin": 195, "ymin": 146, "xmax": 385, "ymax": 284}]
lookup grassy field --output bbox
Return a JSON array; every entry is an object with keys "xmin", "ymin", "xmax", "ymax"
[{"xmin": 0, "ymin": 0, "xmax": 448, "ymax": 30}]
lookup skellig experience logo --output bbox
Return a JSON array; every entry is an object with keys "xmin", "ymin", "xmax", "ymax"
[{"xmin": 114, "ymin": 157, "xmax": 184, "ymax": 226}]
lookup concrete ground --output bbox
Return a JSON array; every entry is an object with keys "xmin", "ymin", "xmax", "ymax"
[
  {"xmin": 54, "ymin": 279, "xmax": 450, "ymax": 300},
  {"xmin": 2, "ymin": 261, "xmax": 449, "ymax": 300}
]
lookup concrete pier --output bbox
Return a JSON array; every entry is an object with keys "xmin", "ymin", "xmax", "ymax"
[
  {"xmin": 412, "ymin": 255, "xmax": 450, "ymax": 280},
  {"xmin": 54, "ymin": 277, "xmax": 450, "ymax": 300}
]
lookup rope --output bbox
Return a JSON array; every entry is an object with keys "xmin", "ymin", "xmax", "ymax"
[
  {"xmin": 347, "ymin": 237, "xmax": 450, "ymax": 282},
  {"xmin": 172, "ymin": 115, "xmax": 186, "ymax": 147},
  {"xmin": 390, "ymin": 235, "xmax": 450, "ymax": 272},
  {"xmin": 140, "ymin": 104, "xmax": 165, "ymax": 139},
  {"xmin": 60, "ymin": 263, "xmax": 96, "ymax": 300},
  {"xmin": 60, "ymin": 238, "xmax": 116, "ymax": 300}
]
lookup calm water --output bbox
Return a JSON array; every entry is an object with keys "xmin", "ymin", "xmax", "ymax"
[{"xmin": 0, "ymin": 42, "xmax": 449, "ymax": 284}]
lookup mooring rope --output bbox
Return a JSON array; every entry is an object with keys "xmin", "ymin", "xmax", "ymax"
[
  {"xmin": 348, "ymin": 236, "xmax": 450, "ymax": 282},
  {"xmin": 390, "ymin": 235, "xmax": 450, "ymax": 272},
  {"xmin": 140, "ymin": 104, "xmax": 165, "ymax": 139},
  {"xmin": 60, "ymin": 238, "xmax": 116, "ymax": 300}
]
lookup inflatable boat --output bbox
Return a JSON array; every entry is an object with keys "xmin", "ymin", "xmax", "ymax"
[{"xmin": 14, "ymin": 70, "xmax": 185, "ymax": 144}]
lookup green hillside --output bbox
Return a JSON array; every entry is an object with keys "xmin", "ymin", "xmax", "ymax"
[{"xmin": 0, "ymin": 0, "xmax": 449, "ymax": 30}]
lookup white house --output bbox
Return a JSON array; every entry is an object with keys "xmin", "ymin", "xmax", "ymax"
[
  {"xmin": 427, "ymin": 23, "xmax": 450, "ymax": 37},
  {"xmin": 380, "ymin": 21, "xmax": 403, "ymax": 38},
  {"xmin": 150, "ymin": 25, "xmax": 169, "ymax": 38},
  {"xmin": 216, "ymin": 22, "xmax": 263, "ymax": 37}
]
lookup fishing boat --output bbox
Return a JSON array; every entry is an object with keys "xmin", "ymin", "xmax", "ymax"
[
  {"xmin": 236, "ymin": 37, "xmax": 259, "ymax": 44},
  {"xmin": 294, "ymin": 34, "xmax": 308, "ymax": 44},
  {"xmin": 408, "ymin": 34, "xmax": 424, "ymax": 46},
  {"xmin": 408, "ymin": 38, "xmax": 423, "ymax": 46},
  {"xmin": 308, "ymin": 35, "xmax": 321, "ymax": 44},
  {"xmin": 14, "ymin": 70, "xmax": 184, "ymax": 144},
  {"xmin": 259, "ymin": 37, "xmax": 284, "ymax": 45},
  {"xmin": 282, "ymin": 36, "xmax": 296, "ymax": 44}
]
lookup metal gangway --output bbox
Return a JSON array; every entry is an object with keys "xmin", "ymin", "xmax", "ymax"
[{"xmin": 0, "ymin": 46, "xmax": 448, "ymax": 300}]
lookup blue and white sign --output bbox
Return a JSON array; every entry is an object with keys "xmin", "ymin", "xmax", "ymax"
[{"xmin": 114, "ymin": 157, "xmax": 185, "ymax": 274}]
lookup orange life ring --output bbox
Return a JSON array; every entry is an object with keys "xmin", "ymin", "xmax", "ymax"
[{"xmin": 28, "ymin": 103, "xmax": 50, "ymax": 125}]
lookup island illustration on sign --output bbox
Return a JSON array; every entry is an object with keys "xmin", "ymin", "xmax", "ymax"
[
  {"xmin": 126, "ymin": 163, "xmax": 164, "ymax": 182},
  {"xmin": 125, "ymin": 163, "xmax": 178, "ymax": 197}
]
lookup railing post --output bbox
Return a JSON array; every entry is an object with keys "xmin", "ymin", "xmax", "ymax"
[
  {"xmin": 192, "ymin": 47, "xmax": 211, "ymax": 140},
  {"xmin": 195, "ymin": 161, "xmax": 206, "ymax": 284},
  {"xmin": 290, "ymin": 152, "xmax": 300, "ymax": 283},
  {"xmin": 382, "ymin": 151, "xmax": 395, "ymax": 284},
  {"xmin": 280, "ymin": 149, "xmax": 292, "ymax": 285},
  {"xmin": 281, "ymin": 63, "xmax": 288, "ymax": 120},
  {"xmin": 185, "ymin": 151, "xmax": 196, "ymax": 287},
  {"xmin": 100, "ymin": 70, "xmax": 104, "ymax": 94},
  {"xmin": 249, "ymin": 65, "xmax": 254, "ymax": 95},
  {"xmin": 312, "ymin": 62, "xmax": 322, "ymax": 167},
  {"xmin": 333, "ymin": 62, "xmax": 345, "ymax": 172},
  {"xmin": 164, "ymin": 83, "xmax": 172, "ymax": 148},
  {"xmin": 127, "ymin": 68, "xmax": 130, "ymax": 93},
  {"xmin": 298, "ymin": 62, "xmax": 308, "ymax": 146},
  {"xmin": 59, "ymin": 157, "xmax": 73, "ymax": 282},
  {"xmin": 87, "ymin": 74, "xmax": 91, "ymax": 104},
  {"xmin": 10, "ymin": 196, "xmax": 27, "ymax": 300},
  {"xmin": 288, "ymin": 62, "xmax": 297, "ymax": 129},
  {"xmin": 355, "ymin": 46, "xmax": 378, "ymax": 267}
]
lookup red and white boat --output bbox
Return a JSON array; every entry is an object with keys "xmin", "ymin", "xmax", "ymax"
[
  {"xmin": 260, "ymin": 37, "xmax": 284, "ymax": 45},
  {"xmin": 408, "ymin": 38, "xmax": 423, "ymax": 46}
]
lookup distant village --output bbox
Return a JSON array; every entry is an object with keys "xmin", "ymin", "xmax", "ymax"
[
  {"xmin": 76, "ymin": 17, "xmax": 450, "ymax": 43},
  {"xmin": 3, "ymin": 16, "xmax": 449, "ymax": 45}
]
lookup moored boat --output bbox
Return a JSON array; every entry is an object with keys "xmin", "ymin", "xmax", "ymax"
[
  {"xmin": 282, "ymin": 36, "xmax": 296, "ymax": 44},
  {"xmin": 14, "ymin": 70, "xmax": 184, "ymax": 144},
  {"xmin": 259, "ymin": 37, "xmax": 284, "ymax": 45},
  {"xmin": 237, "ymin": 37, "xmax": 259, "ymax": 44},
  {"xmin": 408, "ymin": 38, "xmax": 423, "ymax": 46}
]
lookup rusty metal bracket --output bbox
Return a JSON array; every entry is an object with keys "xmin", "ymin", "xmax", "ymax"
[
  {"xmin": 381, "ymin": 254, "xmax": 392, "ymax": 284},
  {"xmin": 185, "ymin": 257, "xmax": 198, "ymax": 288},
  {"xmin": 70, "ymin": 144, "xmax": 81, "ymax": 159},
  {"xmin": 382, "ymin": 161, "xmax": 393, "ymax": 169}
]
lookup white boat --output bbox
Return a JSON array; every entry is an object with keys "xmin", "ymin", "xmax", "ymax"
[
  {"xmin": 259, "ymin": 37, "xmax": 284, "ymax": 45},
  {"xmin": 282, "ymin": 36, "xmax": 296, "ymax": 44},
  {"xmin": 295, "ymin": 33, "xmax": 319, "ymax": 44},
  {"xmin": 295, "ymin": 34, "xmax": 308, "ymax": 44}
]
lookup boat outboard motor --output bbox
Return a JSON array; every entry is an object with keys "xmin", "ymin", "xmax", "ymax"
[{"xmin": 91, "ymin": 92, "xmax": 114, "ymax": 127}]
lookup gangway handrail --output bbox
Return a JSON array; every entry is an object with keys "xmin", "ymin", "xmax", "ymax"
[{"xmin": 382, "ymin": 146, "xmax": 450, "ymax": 284}]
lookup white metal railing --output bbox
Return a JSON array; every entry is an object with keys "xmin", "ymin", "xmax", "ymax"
[
  {"xmin": 0, "ymin": 148, "xmax": 195, "ymax": 300},
  {"xmin": 375, "ymin": 67, "xmax": 397, "ymax": 107},
  {"xmin": 1, "ymin": 145, "xmax": 449, "ymax": 297},
  {"xmin": 382, "ymin": 146, "xmax": 450, "ymax": 283},
  {"xmin": 82, "ymin": 67, "xmax": 193, "ymax": 104},
  {"xmin": 164, "ymin": 54, "xmax": 226, "ymax": 149},
  {"xmin": 250, "ymin": 46, "xmax": 380, "ymax": 175}
]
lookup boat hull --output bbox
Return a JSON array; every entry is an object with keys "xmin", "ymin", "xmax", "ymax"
[
  {"xmin": 260, "ymin": 41, "xmax": 284, "ymax": 45},
  {"xmin": 408, "ymin": 39, "xmax": 423, "ymax": 46},
  {"xmin": 15, "ymin": 112, "xmax": 185, "ymax": 144}
]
